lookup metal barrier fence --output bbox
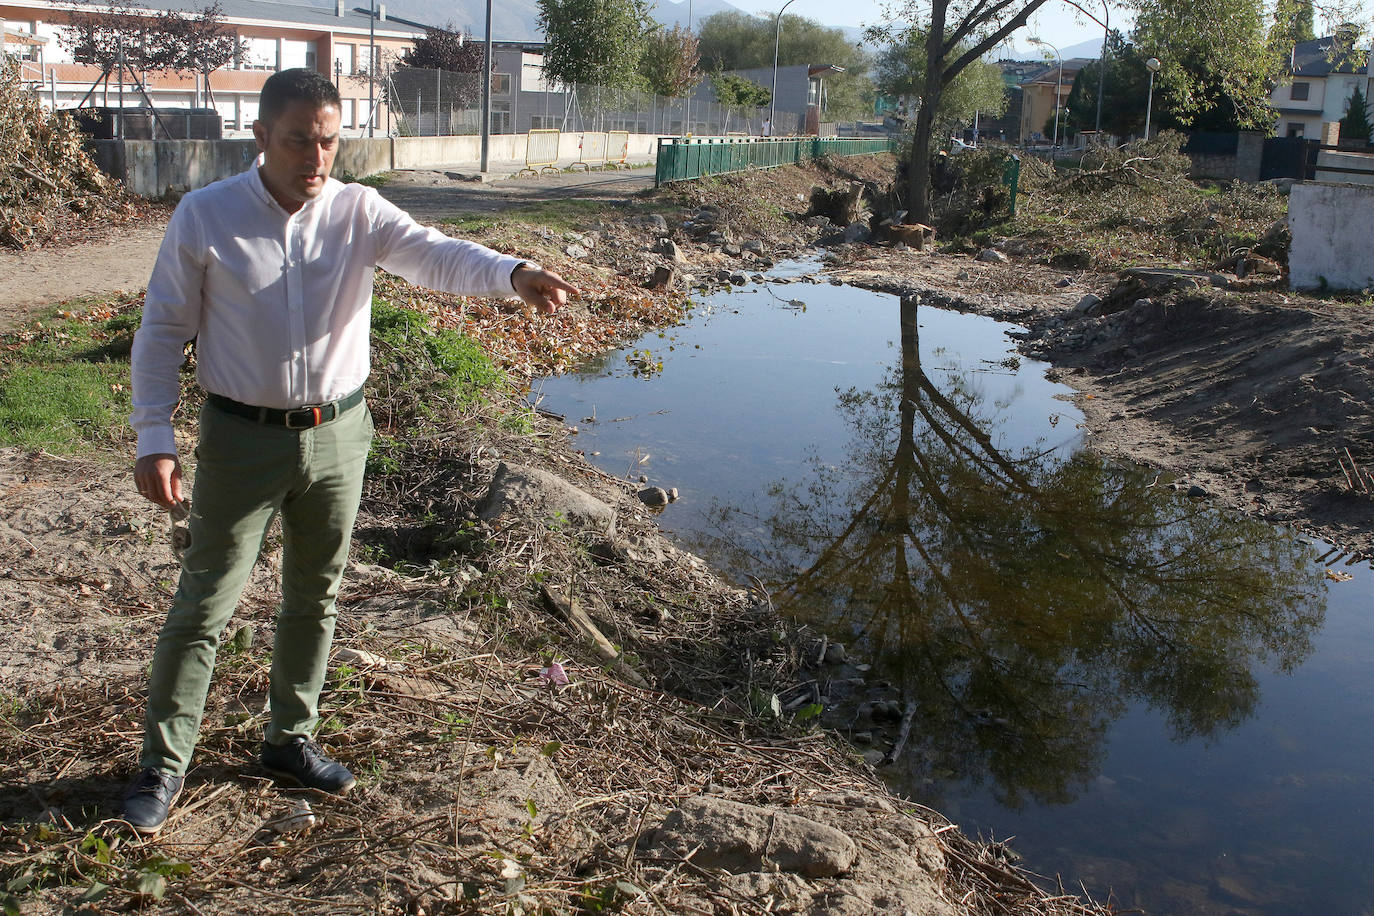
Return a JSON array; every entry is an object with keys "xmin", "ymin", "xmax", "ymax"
[
  {"xmin": 519, "ymin": 129, "xmax": 561, "ymax": 176},
  {"xmin": 608, "ymin": 130, "xmax": 630, "ymax": 168},
  {"xmin": 572, "ymin": 131, "xmax": 608, "ymax": 171},
  {"xmin": 654, "ymin": 136, "xmax": 895, "ymax": 185}
]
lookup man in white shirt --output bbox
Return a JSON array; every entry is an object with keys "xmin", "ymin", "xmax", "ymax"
[{"xmin": 122, "ymin": 68, "xmax": 577, "ymax": 834}]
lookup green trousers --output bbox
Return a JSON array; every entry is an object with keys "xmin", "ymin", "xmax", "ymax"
[{"xmin": 140, "ymin": 398, "xmax": 373, "ymax": 776}]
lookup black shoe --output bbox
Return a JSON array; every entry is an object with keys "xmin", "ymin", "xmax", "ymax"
[
  {"xmin": 260, "ymin": 737, "xmax": 356, "ymax": 794},
  {"xmin": 120, "ymin": 767, "xmax": 184, "ymax": 836}
]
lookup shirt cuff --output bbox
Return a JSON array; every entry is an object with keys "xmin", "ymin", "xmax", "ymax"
[{"xmin": 135, "ymin": 425, "xmax": 178, "ymax": 460}]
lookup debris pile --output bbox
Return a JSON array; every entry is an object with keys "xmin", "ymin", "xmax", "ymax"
[{"xmin": 0, "ymin": 55, "xmax": 132, "ymax": 248}]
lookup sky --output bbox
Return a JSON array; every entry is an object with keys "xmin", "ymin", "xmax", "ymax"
[{"xmin": 666, "ymin": 0, "xmax": 1131, "ymax": 57}]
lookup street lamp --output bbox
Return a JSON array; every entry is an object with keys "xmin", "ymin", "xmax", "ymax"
[
  {"xmin": 770, "ymin": 0, "xmax": 799, "ymax": 134},
  {"xmin": 1029, "ymin": 36, "xmax": 1062, "ymax": 148},
  {"xmin": 1144, "ymin": 56, "xmax": 1160, "ymax": 140}
]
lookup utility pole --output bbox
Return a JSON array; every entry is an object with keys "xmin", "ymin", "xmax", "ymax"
[
  {"xmin": 368, "ymin": 0, "xmax": 376, "ymax": 137},
  {"xmin": 480, "ymin": 0, "xmax": 492, "ymax": 171}
]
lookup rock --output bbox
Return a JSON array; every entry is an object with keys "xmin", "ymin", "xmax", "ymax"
[
  {"xmin": 637, "ymin": 486, "xmax": 670, "ymax": 508},
  {"xmin": 667, "ymin": 487, "xmax": 679, "ymax": 502},
  {"xmin": 651, "ymin": 796, "xmax": 857, "ymax": 878},
  {"xmin": 976, "ymin": 248, "xmax": 1009, "ymax": 263},
  {"xmin": 1054, "ymin": 277, "xmax": 1072, "ymax": 288},
  {"xmin": 1262, "ymin": 177, "xmax": 1296, "ymax": 194},
  {"xmin": 565, "ymin": 243, "xmax": 589, "ymax": 259},
  {"xmin": 843, "ymin": 222, "xmax": 871, "ymax": 243},
  {"xmin": 476, "ymin": 462, "xmax": 616, "ymax": 536},
  {"xmin": 1073, "ymin": 294, "xmax": 1103, "ymax": 316},
  {"xmin": 862, "ymin": 749, "xmax": 887, "ymax": 766},
  {"xmin": 730, "ymin": 272, "xmax": 748, "ymax": 286},
  {"xmin": 872, "ymin": 700, "xmax": 904, "ymax": 723},
  {"xmin": 742, "ymin": 239, "xmax": 766, "ymax": 254},
  {"xmin": 722, "ymin": 242, "xmax": 742, "ymax": 257},
  {"xmin": 1187, "ymin": 484, "xmax": 1210, "ymax": 499},
  {"xmin": 956, "ymin": 270, "xmax": 970, "ymax": 281},
  {"xmin": 647, "ymin": 264, "xmax": 680, "ymax": 290},
  {"xmin": 823, "ymin": 642, "xmax": 848, "ymax": 665},
  {"xmin": 805, "ymin": 215, "xmax": 833, "ymax": 228},
  {"xmin": 642, "ymin": 213, "xmax": 669, "ymax": 233},
  {"xmin": 653, "ymin": 238, "xmax": 686, "ymax": 263}
]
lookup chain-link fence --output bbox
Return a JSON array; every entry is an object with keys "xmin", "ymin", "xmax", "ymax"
[{"xmin": 384, "ymin": 67, "xmax": 805, "ymax": 138}]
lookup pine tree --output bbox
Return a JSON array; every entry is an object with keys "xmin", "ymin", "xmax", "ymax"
[{"xmin": 1341, "ymin": 85, "xmax": 1372, "ymax": 144}]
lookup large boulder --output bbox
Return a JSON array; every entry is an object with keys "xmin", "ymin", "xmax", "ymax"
[
  {"xmin": 476, "ymin": 462, "xmax": 616, "ymax": 536},
  {"xmin": 651, "ymin": 796, "xmax": 857, "ymax": 878}
]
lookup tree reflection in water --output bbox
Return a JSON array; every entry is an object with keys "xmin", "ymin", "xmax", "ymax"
[{"xmin": 706, "ymin": 296, "xmax": 1327, "ymax": 808}]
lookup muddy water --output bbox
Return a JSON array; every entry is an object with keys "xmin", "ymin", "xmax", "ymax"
[{"xmin": 532, "ymin": 267, "xmax": 1372, "ymax": 914}]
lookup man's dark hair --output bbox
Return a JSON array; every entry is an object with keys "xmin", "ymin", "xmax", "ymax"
[{"xmin": 258, "ymin": 68, "xmax": 341, "ymax": 124}]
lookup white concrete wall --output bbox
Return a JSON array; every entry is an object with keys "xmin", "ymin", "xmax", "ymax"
[
  {"xmin": 393, "ymin": 132, "xmax": 663, "ymax": 171},
  {"xmin": 1289, "ymin": 181, "xmax": 1374, "ymax": 289},
  {"xmin": 1315, "ymin": 148, "xmax": 1374, "ymax": 184}
]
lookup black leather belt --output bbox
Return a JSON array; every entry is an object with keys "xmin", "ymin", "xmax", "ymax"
[{"xmin": 207, "ymin": 387, "xmax": 365, "ymax": 429}]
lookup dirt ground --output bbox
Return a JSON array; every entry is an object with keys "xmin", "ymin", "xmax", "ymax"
[{"xmin": 1, "ymin": 156, "xmax": 1369, "ymax": 913}]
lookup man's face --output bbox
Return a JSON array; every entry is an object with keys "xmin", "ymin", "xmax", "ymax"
[{"xmin": 253, "ymin": 99, "xmax": 341, "ymax": 212}]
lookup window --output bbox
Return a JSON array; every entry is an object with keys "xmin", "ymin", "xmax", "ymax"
[
  {"xmin": 1287, "ymin": 122, "xmax": 1305, "ymax": 138},
  {"xmin": 489, "ymin": 102, "xmax": 511, "ymax": 135},
  {"xmin": 1291, "ymin": 81, "xmax": 1310, "ymax": 101},
  {"xmin": 522, "ymin": 52, "xmax": 551, "ymax": 93},
  {"xmin": 340, "ymin": 98, "xmax": 355, "ymax": 128},
  {"xmin": 529, "ymin": 114, "xmax": 558, "ymax": 130},
  {"xmin": 333, "ymin": 43, "xmax": 355, "ymax": 76},
  {"xmin": 242, "ymin": 37, "xmax": 278, "ymax": 71},
  {"xmin": 492, "ymin": 73, "xmax": 511, "ymax": 94}
]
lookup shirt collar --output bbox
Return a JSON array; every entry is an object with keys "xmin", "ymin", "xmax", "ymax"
[{"xmin": 246, "ymin": 152, "xmax": 336, "ymax": 216}]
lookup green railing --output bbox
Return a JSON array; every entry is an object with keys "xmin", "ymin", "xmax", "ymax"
[
  {"xmin": 655, "ymin": 136, "xmax": 896, "ymax": 186},
  {"xmin": 1003, "ymin": 154, "xmax": 1020, "ymax": 219}
]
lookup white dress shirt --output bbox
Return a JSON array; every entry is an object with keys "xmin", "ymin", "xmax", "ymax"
[{"xmin": 131, "ymin": 157, "xmax": 528, "ymax": 458}]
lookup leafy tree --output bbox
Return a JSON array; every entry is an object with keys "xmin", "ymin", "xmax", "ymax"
[
  {"xmin": 1130, "ymin": 0, "xmax": 1277, "ymax": 131},
  {"xmin": 696, "ymin": 10, "xmax": 874, "ymax": 120},
  {"xmin": 709, "ymin": 72, "xmax": 771, "ymax": 108},
  {"xmin": 872, "ymin": 28, "xmax": 1007, "ymax": 131},
  {"xmin": 399, "ymin": 23, "xmax": 486, "ymax": 73},
  {"xmin": 1061, "ymin": 31, "xmax": 1152, "ymax": 136},
  {"xmin": 1341, "ymin": 84, "xmax": 1372, "ymax": 142},
  {"xmin": 1271, "ymin": 0, "xmax": 1317, "ymax": 46},
  {"xmin": 59, "ymin": 0, "xmax": 244, "ymax": 76},
  {"xmin": 865, "ymin": 0, "xmax": 1058, "ymax": 225},
  {"xmin": 536, "ymin": 0, "xmax": 654, "ymax": 89},
  {"xmin": 638, "ymin": 25, "xmax": 701, "ymax": 99}
]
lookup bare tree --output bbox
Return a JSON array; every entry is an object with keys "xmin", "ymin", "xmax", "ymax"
[
  {"xmin": 60, "ymin": 0, "xmax": 244, "ymax": 78},
  {"xmin": 869, "ymin": 0, "xmax": 1055, "ymax": 224}
]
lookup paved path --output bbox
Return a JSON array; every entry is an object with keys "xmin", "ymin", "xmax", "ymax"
[{"xmin": 0, "ymin": 167, "xmax": 657, "ymax": 329}]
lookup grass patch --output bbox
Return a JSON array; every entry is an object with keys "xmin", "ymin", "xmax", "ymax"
[
  {"xmin": 369, "ymin": 297, "xmax": 503, "ymax": 408},
  {"xmin": 340, "ymin": 170, "xmax": 396, "ymax": 188},
  {"xmin": 0, "ymin": 304, "xmax": 140, "ymax": 452}
]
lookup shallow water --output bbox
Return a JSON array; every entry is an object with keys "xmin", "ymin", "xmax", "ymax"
[{"xmin": 531, "ymin": 266, "xmax": 1372, "ymax": 913}]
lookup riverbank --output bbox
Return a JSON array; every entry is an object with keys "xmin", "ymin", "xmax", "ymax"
[{"xmin": 0, "ymin": 157, "xmax": 1113, "ymax": 914}]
